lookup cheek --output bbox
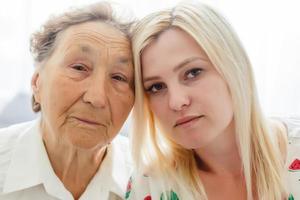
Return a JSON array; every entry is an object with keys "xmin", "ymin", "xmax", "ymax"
[
  {"xmin": 207, "ymin": 81, "xmax": 234, "ymax": 122},
  {"xmin": 148, "ymin": 97, "xmax": 160, "ymax": 116},
  {"xmin": 112, "ymin": 81, "xmax": 132, "ymax": 93},
  {"xmin": 40, "ymin": 75, "xmax": 81, "ymax": 119},
  {"xmin": 148, "ymin": 96, "xmax": 170, "ymax": 124},
  {"xmin": 221, "ymin": 92, "xmax": 234, "ymax": 120},
  {"xmin": 109, "ymin": 88, "xmax": 134, "ymax": 124}
]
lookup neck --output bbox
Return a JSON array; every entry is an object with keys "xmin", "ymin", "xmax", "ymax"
[
  {"xmin": 41, "ymin": 125, "xmax": 107, "ymax": 199},
  {"xmin": 194, "ymin": 122, "xmax": 242, "ymax": 177}
]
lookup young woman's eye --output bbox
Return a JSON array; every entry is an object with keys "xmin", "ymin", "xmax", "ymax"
[
  {"xmin": 145, "ymin": 83, "xmax": 165, "ymax": 93},
  {"xmin": 112, "ymin": 74, "xmax": 127, "ymax": 82},
  {"xmin": 185, "ymin": 68, "xmax": 203, "ymax": 79}
]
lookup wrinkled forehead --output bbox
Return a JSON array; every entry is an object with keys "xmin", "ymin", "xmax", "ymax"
[{"xmin": 55, "ymin": 21, "xmax": 131, "ymax": 55}]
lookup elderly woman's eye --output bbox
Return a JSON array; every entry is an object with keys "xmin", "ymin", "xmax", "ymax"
[
  {"xmin": 112, "ymin": 74, "xmax": 127, "ymax": 82},
  {"xmin": 185, "ymin": 68, "xmax": 203, "ymax": 79},
  {"xmin": 71, "ymin": 64, "xmax": 87, "ymax": 71},
  {"xmin": 145, "ymin": 83, "xmax": 165, "ymax": 94}
]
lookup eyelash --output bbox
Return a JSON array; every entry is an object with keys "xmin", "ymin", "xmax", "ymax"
[
  {"xmin": 69, "ymin": 63, "xmax": 129, "ymax": 83},
  {"xmin": 184, "ymin": 68, "xmax": 203, "ymax": 80},
  {"xmin": 111, "ymin": 74, "xmax": 128, "ymax": 82},
  {"xmin": 145, "ymin": 68, "xmax": 203, "ymax": 94},
  {"xmin": 70, "ymin": 64, "xmax": 88, "ymax": 72},
  {"xmin": 145, "ymin": 82, "xmax": 165, "ymax": 94}
]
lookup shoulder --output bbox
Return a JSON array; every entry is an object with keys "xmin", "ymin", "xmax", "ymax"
[
  {"xmin": 0, "ymin": 120, "xmax": 37, "ymax": 189},
  {"xmin": 280, "ymin": 116, "xmax": 300, "ymax": 138},
  {"xmin": 270, "ymin": 116, "xmax": 300, "ymax": 148},
  {"xmin": 0, "ymin": 120, "xmax": 36, "ymax": 156},
  {"xmin": 270, "ymin": 116, "xmax": 300, "ymax": 137},
  {"xmin": 268, "ymin": 118, "xmax": 289, "ymax": 160},
  {"xmin": 0, "ymin": 120, "xmax": 36, "ymax": 149},
  {"xmin": 280, "ymin": 117, "xmax": 300, "ymax": 199},
  {"xmin": 0, "ymin": 120, "xmax": 35, "ymax": 135}
]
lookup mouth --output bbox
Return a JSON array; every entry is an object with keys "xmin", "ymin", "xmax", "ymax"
[
  {"xmin": 72, "ymin": 116, "xmax": 105, "ymax": 126},
  {"xmin": 174, "ymin": 115, "xmax": 204, "ymax": 127}
]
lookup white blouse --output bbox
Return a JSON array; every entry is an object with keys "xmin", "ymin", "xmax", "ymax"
[{"xmin": 0, "ymin": 119, "xmax": 132, "ymax": 200}]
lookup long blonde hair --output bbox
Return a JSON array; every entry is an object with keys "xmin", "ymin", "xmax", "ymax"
[{"xmin": 131, "ymin": 1, "xmax": 287, "ymax": 199}]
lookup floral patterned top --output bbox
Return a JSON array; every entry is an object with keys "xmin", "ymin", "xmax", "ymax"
[
  {"xmin": 125, "ymin": 117, "xmax": 300, "ymax": 200},
  {"xmin": 284, "ymin": 117, "xmax": 300, "ymax": 200},
  {"xmin": 125, "ymin": 175, "xmax": 179, "ymax": 200}
]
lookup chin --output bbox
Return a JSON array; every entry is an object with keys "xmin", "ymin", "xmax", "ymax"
[
  {"xmin": 177, "ymin": 137, "xmax": 211, "ymax": 150},
  {"xmin": 70, "ymin": 140, "xmax": 100, "ymax": 149},
  {"xmin": 180, "ymin": 142, "xmax": 205, "ymax": 150},
  {"xmin": 68, "ymin": 134, "xmax": 108, "ymax": 150}
]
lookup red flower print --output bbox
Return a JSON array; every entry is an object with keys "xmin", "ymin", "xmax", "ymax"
[
  {"xmin": 144, "ymin": 195, "xmax": 152, "ymax": 200},
  {"xmin": 125, "ymin": 177, "xmax": 132, "ymax": 199},
  {"xmin": 126, "ymin": 180, "xmax": 131, "ymax": 191},
  {"xmin": 289, "ymin": 158, "xmax": 300, "ymax": 171}
]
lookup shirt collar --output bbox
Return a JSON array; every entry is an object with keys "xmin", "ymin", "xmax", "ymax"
[
  {"xmin": 2, "ymin": 119, "xmax": 73, "ymax": 199},
  {"xmin": 79, "ymin": 136, "xmax": 132, "ymax": 199},
  {"xmin": 2, "ymin": 119, "xmax": 131, "ymax": 199}
]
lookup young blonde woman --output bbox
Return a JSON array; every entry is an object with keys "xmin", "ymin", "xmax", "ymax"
[{"xmin": 125, "ymin": 1, "xmax": 300, "ymax": 200}]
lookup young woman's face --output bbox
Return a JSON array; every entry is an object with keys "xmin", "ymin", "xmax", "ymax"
[{"xmin": 141, "ymin": 28, "xmax": 234, "ymax": 149}]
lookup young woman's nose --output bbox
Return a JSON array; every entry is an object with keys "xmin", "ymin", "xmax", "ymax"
[{"xmin": 168, "ymin": 85, "xmax": 191, "ymax": 111}]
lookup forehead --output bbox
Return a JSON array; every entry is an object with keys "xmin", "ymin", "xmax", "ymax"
[
  {"xmin": 56, "ymin": 21, "xmax": 131, "ymax": 54},
  {"xmin": 142, "ymin": 28, "xmax": 207, "ymax": 69}
]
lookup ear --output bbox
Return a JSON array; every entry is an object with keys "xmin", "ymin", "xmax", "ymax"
[{"xmin": 31, "ymin": 70, "xmax": 41, "ymax": 103}]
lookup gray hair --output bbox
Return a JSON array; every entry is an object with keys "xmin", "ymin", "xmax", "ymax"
[{"xmin": 30, "ymin": 1, "xmax": 135, "ymax": 112}]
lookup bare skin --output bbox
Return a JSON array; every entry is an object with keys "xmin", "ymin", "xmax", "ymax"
[
  {"xmin": 142, "ymin": 27, "xmax": 288, "ymax": 200},
  {"xmin": 45, "ymin": 141, "xmax": 107, "ymax": 199},
  {"xmin": 142, "ymin": 28, "xmax": 247, "ymax": 199},
  {"xmin": 194, "ymin": 122, "xmax": 247, "ymax": 200},
  {"xmin": 32, "ymin": 22, "xmax": 134, "ymax": 199}
]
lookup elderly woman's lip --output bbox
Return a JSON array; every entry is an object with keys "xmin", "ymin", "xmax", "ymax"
[{"xmin": 73, "ymin": 116, "xmax": 104, "ymax": 126}]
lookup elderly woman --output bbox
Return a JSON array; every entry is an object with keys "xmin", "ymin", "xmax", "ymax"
[{"xmin": 0, "ymin": 2, "xmax": 134, "ymax": 200}]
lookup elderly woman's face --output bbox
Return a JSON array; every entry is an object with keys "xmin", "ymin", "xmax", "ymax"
[{"xmin": 32, "ymin": 22, "xmax": 134, "ymax": 149}]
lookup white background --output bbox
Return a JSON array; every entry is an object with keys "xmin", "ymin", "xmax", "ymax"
[{"xmin": 0, "ymin": 0, "xmax": 299, "ymax": 128}]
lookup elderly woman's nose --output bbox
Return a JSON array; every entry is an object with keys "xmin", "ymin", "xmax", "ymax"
[{"xmin": 82, "ymin": 75, "xmax": 108, "ymax": 108}]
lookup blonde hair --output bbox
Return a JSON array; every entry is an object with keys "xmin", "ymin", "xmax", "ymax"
[{"xmin": 131, "ymin": 1, "xmax": 287, "ymax": 199}]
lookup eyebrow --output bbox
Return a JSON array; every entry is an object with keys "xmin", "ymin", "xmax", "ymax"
[
  {"xmin": 143, "ymin": 56, "xmax": 208, "ymax": 83},
  {"xmin": 64, "ymin": 44, "xmax": 93, "ymax": 55},
  {"xmin": 79, "ymin": 45, "xmax": 93, "ymax": 54},
  {"xmin": 113, "ymin": 57, "xmax": 133, "ymax": 72},
  {"xmin": 116, "ymin": 57, "xmax": 131, "ymax": 65},
  {"xmin": 173, "ymin": 56, "xmax": 207, "ymax": 72}
]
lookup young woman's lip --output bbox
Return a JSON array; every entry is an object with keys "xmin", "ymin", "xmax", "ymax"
[{"xmin": 174, "ymin": 115, "xmax": 203, "ymax": 127}]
